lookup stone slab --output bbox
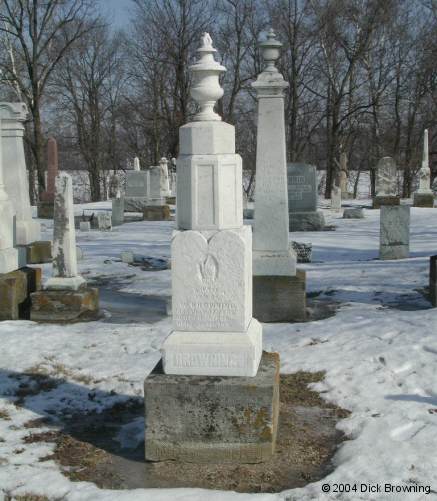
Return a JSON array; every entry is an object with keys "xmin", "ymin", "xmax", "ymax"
[
  {"xmin": 126, "ymin": 171, "xmax": 149, "ymax": 198},
  {"xmin": 253, "ymin": 270, "xmax": 306, "ymax": 322},
  {"xmin": 252, "ymin": 248, "xmax": 296, "ymax": 276},
  {"xmin": 0, "ymin": 267, "xmax": 41, "ymax": 320},
  {"xmin": 289, "ymin": 211, "xmax": 325, "ymax": 231},
  {"xmin": 343, "ymin": 208, "xmax": 364, "ymax": 219},
  {"xmin": 96, "ymin": 212, "xmax": 112, "ymax": 231},
  {"xmin": 25, "ymin": 241, "xmax": 52, "ymax": 264},
  {"xmin": 413, "ymin": 192, "xmax": 434, "ymax": 208},
  {"xmin": 30, "ymin": 286, "xmax": 99, "ymax": 323},
  {"xmin": 36, "ymin": 201, "xmax": 54, "ymax": 219},
  {"xmin": 163, "ymin": 318, "xmax": 262, "ymax": 377},
  {"xmin": 372, "ymin": 195, "xmax": 400, "ymax": 209},
  {"xmin": 124, "ymin": 197, "xmax": 151, "ymax": 212},
  {"xmin": 379, "ymin": 205, "xmax": 410, "ymax": 260},
  {"xmin": 143, "ymin": 205, "xmax": 171, "ymax": 221},
  {"xmin": 144, "ymin": 351, "xmax": 279, "ymax": 463},
  {"xmin": 287, "ymin": 163, "xmax": 317, "ymax": 213}
]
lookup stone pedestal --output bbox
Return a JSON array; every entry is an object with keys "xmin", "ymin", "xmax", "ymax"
[
  {"xmin": 289, "ymin": 211, "xmax": 326, "ymax": 231},
  {"xmin": 373, "ymin": 195, "xmax": 400, "ymax": 209},
  {"xmin": 253, "ymin": 270, "xmax": 306, "ymax": 322},
  {"xmin": 0, "ymin": 267, "xmax": 41, "ymax": 320},
  {"xmin": 30, "ymin": 286, "xmax": 99, "ymax": 322},
  {"xmin": 429, "ymin": 255, "xmax": 437, "ymax": 307},
  {"xmin": 25, "ymin": 241, "xmax": 52, "ymax": 264},
  {"xmin": 379, "ymin": 205, "xmax": 410, "ymax": 260},
  {"xmin": 143, "ymin": 205, "xmax": 171, "ymax": 221},
  {"xmin": 37, "ymin": 201, "xmax": 54, "ymax": 219},
  {"xmin": 145, "ymin": 352, "xmax": 279, "ymax": 463},
  {"xmin": 413, "ymin": 192, "xmax": 434, "ymax": 208}
]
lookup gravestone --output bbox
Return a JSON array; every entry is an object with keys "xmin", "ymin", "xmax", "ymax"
[
  {"xmin": 112, "ymin": 192, "xmax": 124, "ymax": 226},
  {"xmin": 373, "ymin": 157, "xmax": 400, "ymax": 209},
  {"xmin": 343, "ymin": 207, "xmax": 364, "ymax": 219},
  {"xmin": 31, "ymin": 173, "xmax": 99, "ymax": 322},
  {"xmin": 124, "ymin": 157, "xmax": 150, "ymax": 212},
  {"xmin": 145, "ymin": 33, "xmax": 278, "ymax": 464},
  {"xmin": 0, "ymin": 102, "xmax": 50, "ymax": 263},
  {"xmin": 379, "ymin": 205, "xmax": 410, "ymax": 260},
  {"xmin": 331, "ymin": 185, "xmax": 341, "ymax": 211},
  {"xmin": 159, "ymin": 158, "xmax": 171, "ymax": 197},
  {"xmin": 143, "ymin": 165, "xmax": 170, "ymax": 220},
  {"xmin": 251, "ymin": 29, "xmax": 305, "ymax": 322},
  {"xmin": 287, "ymin": 163, "xmax": 325, "ymax": 231},
  {"xmin": 413, "ymin": 130, "xmax": 434, "ymax": 208},
  {"xmin": 96, "ymin": 212, "xmax": 112, "ymax": 231},
  {"xmin": 37, "ymin": 137, "xmax": 58, "ymax": 218},
  {"xmin": 429, "ymin": 255, "xmax": 437, "ymax": 306}
]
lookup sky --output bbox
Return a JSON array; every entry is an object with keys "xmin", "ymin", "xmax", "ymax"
[{"xmin": 98, "ymin": 0, "xmax": 132, "ymax": 28}]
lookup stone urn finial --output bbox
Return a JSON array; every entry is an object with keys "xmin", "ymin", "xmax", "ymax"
[
  {"xmin": 259, "ymin": 28, "xmax": 282, "ymax": 72},
  {"xmin": 190, "ymin": 32, "xmax": 226, "ymax": 121}
]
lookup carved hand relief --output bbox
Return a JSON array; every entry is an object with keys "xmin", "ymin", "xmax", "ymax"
[{"xmin": 172, "ymin": 229, "xmax": 250, "ymax": 332}]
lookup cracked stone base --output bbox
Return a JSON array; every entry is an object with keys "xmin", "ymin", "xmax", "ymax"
[
  {"xmin": 372, "ymin": 196, "xmax": 400, "ymax": 209},
  {"xmin": 253, "ymin": 270, "xmax": 306, "ymax": 322},
  {"xmin": 143, "ymin": 205, "xmax": 171, "ymax": 221},
  {"xmin": 144, "ymin": 351, "xmax": 280, "ymax": 464},
  {"xmin": 30, "ymin": 286, "xmax": 99, "ymax": 323},
  {"xmin": 413, "ymin": 192, "xmax": 434, "ymax": 208},
  {"xmin": 162, "ymin": 318, "xmax": 262, "ymax": 377},
  {"xmin": 0, "ymin": 267, "xmax": 42, "ymax": 320}
]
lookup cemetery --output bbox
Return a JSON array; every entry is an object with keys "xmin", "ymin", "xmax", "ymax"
[{"xmin": 1, "ymin": 1, "xmax": 437, "ymax": 500}]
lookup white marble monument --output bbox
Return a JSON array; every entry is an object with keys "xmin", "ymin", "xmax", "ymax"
[
  {"xmin": 45, "ymin": 173, "xmax": 85, "ymax": 291},
  {"xmin": 0, "ymin": 103, "xmax": 41, "ymax": 245},
  {"xmin": 0, "ymin": 118, "xmax": 18, "ymax": 274},
  {"xmin": 252, "ymin": 29, "xmax": 296, "ymax": 276},
  {"xmin": 159, "ymin": 157, "xmax": 171, "ymax": 197},
  {"xmin": 413, "ymin": 130, "xmax": 434, "ymax": 207},
  {"xmin": 162, "ymin": 33, "xmax": 262, "ymax": 377},
  {"xmin": 373, "ymin": 156, "xmax": 400, "ymax": 208}
]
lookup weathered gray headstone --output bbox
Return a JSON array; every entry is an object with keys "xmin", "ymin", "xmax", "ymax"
[
  {"xmin": 112, "ymin": 195, "xmax": 124, "ymax": 226},
  {"xmin": 343, "ymin": 207, "xmax": 364, "ymax": 219},
  {"xmin": 287, "ymin": 163, "xmax": 317, "ymax": 213},
  {"xmin": 379, "ymin": 205, "xmax": 410, "ymax": 260}
]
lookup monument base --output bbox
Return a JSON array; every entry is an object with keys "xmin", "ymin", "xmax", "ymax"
[
  {"xmin": 253, "ymin": 248, "xmax": 296, "ymax": 276},
  {"xmin": 37, "ymin": 201, "xmax": 54, "ymax": 219},
  {"xmin": 144, "ymin": 351, "xmax": 279, "ymax": 464},
  {"xmin": 124, "ymin": 197, "xmax": 150, "ymax": 212},
  {"xmin": 253, "ymin": 270, "xmax": 306, "ymax": 322},
  {"xmin": 372, "ymin": 195, "xmax": 400, "ymax": 209},
  {"xmin": 289, "ymin": 211, "xmax": 325, "ymax": 231},
  {"xmin": 343, "ymin": 208, "xmax": 364, "ymax": 219},
  {"xmin": 379, "ymin": 245, "xmax": 409, "ymax": 260},
  {"xmin": 413, "ymin": 192, "xmax": 434, "ymax": 208},
  {"xmin": 163, "ymin": 318, "xmax": 262, "ymax": 377},
  {"xmin": 0, "ymin": 267, "xmax": 42, "ymax": 320},
  {"xmin": 143, "ymin": 205, "xmax": 171, "ymax": 221},
  {"xmin": 0, "ymin": 247, "xmax": 19, "ymax": 274},
  {"xmin": 30, "ymin": 286, "xmax": 99, "ymax": 323},
  {"xmin": 23, "ymin": 241, "xmax": 52, "ymax": 264}
]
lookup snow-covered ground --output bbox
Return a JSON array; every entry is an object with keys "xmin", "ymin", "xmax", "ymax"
[{"xmin": 1, "ymin": 201, "xmax": 437, "ymax": 500}]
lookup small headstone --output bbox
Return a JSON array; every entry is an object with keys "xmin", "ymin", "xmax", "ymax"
[
  {"xmin": 37, "ymin": 137, "xmax": 58, "ymax": 218},
  {"xmin": 373, "ymin": 157, "xmax": 400, "ymax": 208},
  {"xmin": 96, "ymin": 212, "xmax": 112, "ymax": 231},
  {"xmin": 379, "ymin": 205, "xmax": 410, "ymax": 260},
  {"xmin": 331, "ymin": 185, "xmax": 341, "ymax": 211},
  {"xmin": 291, "ymin": 241, "xmax": 312, "ymax": 263},
  {"xmin": 343, "ymin": 207, "xmax": 364, "ymax": 219},
  {"xmin": 79, "ymin": 221, "xmax": 91, "ymax": 232},
  {"xmin": 112, "ymin": 194, "xmax": 124, "ymax": 226},
  {"xmin": 159, "ymin": 157, "xmax": 171, "ymax": 197}
]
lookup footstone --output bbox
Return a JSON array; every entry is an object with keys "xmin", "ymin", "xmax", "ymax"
[
  {"xmin": 379, "ymin": 205, "xmax": 410, "ymax": 260},
  {"xmin": 343, "ymin": 208, "xmax": 364, "ymax": 219},
  {"xmin": 373, "ymin": 195, "xmax": 400, "ymax": 209},
  {"xmin": 25, "ymin": 241, "xmax": 52, "ymax": 264},
  {"xmin": 30, "ymin": 287, "xmax": 99, "ymax": 323},
  {"xmin": 253, "ymin": 270, "xmax": 306, "ymax": 322},
  {"xmin": 413, "ymin": 192, "xmax": 434, "ymax": 208},
  {"xmin": 430, "ymin": 255, "xmax": 437, "ymax": 307},
  {"xmin": 143, "ymin": 205, "xmax": 171, "ymax": 221},
  {"xmin": 0, "ymin": 267, "xmax": 41, "ymax": 320},
  {"xmin": 36, "ymin": 201, "xmax": 54, "ymax": 219},
  {"xmin": 144, "ymin": 351, "xmax": 279, "ymax": 463},
  {"xmin": 289, "ymin": 211, "xmax": 325, "ymax": 231}
]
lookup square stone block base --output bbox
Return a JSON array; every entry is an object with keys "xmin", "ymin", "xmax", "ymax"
[
  {"xmin": 143, "ymin": 205, "xmax": 171, "ymax": 221},
  {"xmin": 379, "ymin": 245, "xmax": 409, "ymax": 260},
  {"xmin": 289, "ymin": 211, "xmax": 325, "ymax": 231},
  {"xmin": 144, "ymin": 351, "xmax": 280, "ymax": 464},
  {"xmin": 23, "ymin": 241, "xmax": 52, "ymax": 264},
  {"xmin": 0, "ymin": 267, "xmax": 42, "ymax": 320},
  {"xmin": 372, "ymin": 195, "xmax": 400, "ymax": 209},
  {"xmin": 163, "ymin": 318, "xmax": 262, "ymax": 377},
  {"xmin": 413, "ymin": 192, "xmax": 434, "ymax": 208},
  {"xmin": 253, "ymin": 270, "xmax": 306, "ymax": 322},
  {"xmin": 30, "ymin": 287, "xmax": 99, "ymax": 323},
  {"xmin": 37, "ymin": 201, "xmax": 54, "ymax": 219}
]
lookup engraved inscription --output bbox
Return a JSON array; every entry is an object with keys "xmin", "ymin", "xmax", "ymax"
[
  {"xmin": 174, "ymin": 301, "xmax": 237, "ymax": 329},
  {"xmin": 172, "ymin": 352, "xmax": 246, "ymax": 369}
]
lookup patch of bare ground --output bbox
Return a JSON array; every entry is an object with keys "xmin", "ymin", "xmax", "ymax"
[{"xmin": 27, "ymin": 372, "xmax": 350, "ymax": 493}]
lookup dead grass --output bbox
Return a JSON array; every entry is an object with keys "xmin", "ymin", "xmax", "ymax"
[
  {"xmin": 5, "ymin": 495, "xmax": 51, "ymax": 501},
  {"xmin": 0, "ymin": 408, "xmax": 11, "ymax": 420}
]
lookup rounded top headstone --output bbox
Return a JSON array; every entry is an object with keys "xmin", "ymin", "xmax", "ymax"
[{"xmin": 189, "ymin": 33, "xmax": 226, "ymax": 122}]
